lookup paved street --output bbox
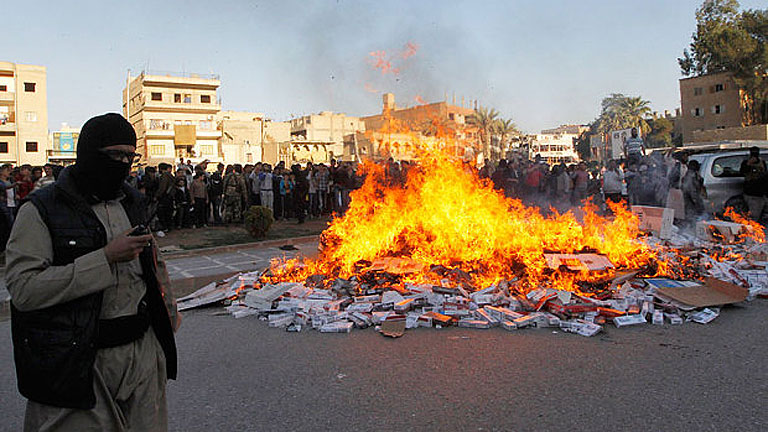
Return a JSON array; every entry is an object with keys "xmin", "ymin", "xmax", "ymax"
[{"xmin": 1, "ymin": 293, "xmax": 767, "ymax": 430}]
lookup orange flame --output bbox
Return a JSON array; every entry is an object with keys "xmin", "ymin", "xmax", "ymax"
[
  {"xmin": 723, "ymin": 207, "xmax": 766, "ymax": 242},
  {"xmin": 267, "ymin": 130, "xmax": 684, "ymax": 293},
  {"xmin": 401, "ymin": 42, "xmax": 419, "ymax": 59}
]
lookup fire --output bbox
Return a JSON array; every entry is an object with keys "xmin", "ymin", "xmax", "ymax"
[
  {"xmin": 401, "ymin": 42, "xmax": 419, "ymax": 59},
  {"xmin": 267, "ymin": 131, "xmax": 684, "ymax": 294},
  {"xmin": 414, "ymin": 95, "xmax": 427, "ymax": 105},
  {"xmin": 723, "ymin": 207, "xmax": 766, "ymax": 243}
]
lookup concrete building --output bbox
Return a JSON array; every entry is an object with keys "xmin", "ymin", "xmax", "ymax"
[
  {"xmin": 123, "ymin": 70, "xmax": 222, "ymax": 166},
  {"xmin": 0, "ymin": 62, "xmax": 49, "ymax": 166},
  {"xmin": 218, "ymin": 111, "xmax": 293, "ymax": 165},
  {"xmin": 541, "ymin": 124, "xmax": 589, "ymax": 136},
  {"xmin": 359, "ymin": 93, "xmax": 479, "ymax": 161},
  {"xmin": 529, "ymin": 129, "xmax": 579, "ymax": 164},
  {"xmin": 289, "ymin": 111, "xmax": 365, "ymax": 161},
  {"xmin": 48, "ymin": 123, "xmax": 79, "ymax": 165},
  {"xmin": 680, "ymin": 72, "xmax": 744, "ymax": 143}
]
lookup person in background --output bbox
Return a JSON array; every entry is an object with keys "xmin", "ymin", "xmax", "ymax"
[
  {"xmin": 571, "ymin": 162, "xmax": 589, "ymax": 204},
  {"xmin": 293, "ymin": 164, "xmax": 308, "ymax": 223},
  {"xmin": 740, "ymin": 146, "xmax": 767, "ymax": 221},
  {"xmin": 623, "ymin": 127, "xmax": 645, "ymax": 166},
  {"xmin": 308, "ymin": 163, "xmax": 318, "ymax": 218},
  {"xmin": 682, "ymin": 159, "xmax": 707, "ymax": 225},
  {"xmin": 33, "ymin": 164, "xmax": 56, "ymax": 191},
  {"xmin": 15, "ymin": 164, "xmax": 34, "ymax": 201},
  {"xmin": 259, "ymin": 164, "xmax": 274, "ymax": 213},
  {"xmin": 190, "ymin": 173, "xmax": 209, "ymax": 228},
  {"xmin": 316, "ymin": 163, "xmax": 330, "ymax": 215},
  {"xmin": 156, "ymin": 163, "xmax": 176, "ymax": 232},
  {"xmin": 602, "ymin": 160, "xmax": 624, "ymax": 208},
  {"xmin": 173, "ymin": 177, "xmax": 190, "ymax": 229},
  {"xmin": 273, "ymin": 167, "xmax": 284, "ymax": 219},
  {"xmin": 31, "ymin": 166, "xmax": 43, "ymax": 185},
  {"xmin": 208, "ymin": 163, "xmax": 224, "ymax": 225},
  {"xmin": 0, "ymin": 164, "xmax": 14, "ymax": 246},
  {"xmin": 222, "ymin": 165, "xmax": 244, "ymax": 224},
  {"xmin": 249, "ymin": 162, "xmax": 262, "ymax": 207}
]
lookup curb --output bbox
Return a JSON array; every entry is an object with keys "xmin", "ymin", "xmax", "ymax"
[{"xmin": 161, "ymin": 235, "xmax": 320, "ymax": 259}]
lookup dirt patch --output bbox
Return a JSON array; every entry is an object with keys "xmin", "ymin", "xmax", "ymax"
[{"xmin": 155, "ymin": 217, "xmax": 330, "ymax": 251}]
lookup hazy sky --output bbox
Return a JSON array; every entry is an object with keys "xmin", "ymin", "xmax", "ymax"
[{"xmin": 5, "ymin": 0, "xmax": 766, "ymax": 133}]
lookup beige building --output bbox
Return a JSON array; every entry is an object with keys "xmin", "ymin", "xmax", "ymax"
[
  {"xmin": 529, "ymin": 130, "xmax": 580, "ymax": 164},
  {"xmin": 0, "ymin": 62, "xmax": 49, "ymax": 166},
  {"xmin": 219, "ymin": 111, "xmax": 292, "ymax": 164},
  {"xmin": 680, "ymin": 72, "xmax": 744, "ymax": 143},
  {"xmin": 289, "ymin": 111, "xmax": 365, "ymax": 161},
  {"xmin": 123, "ymin": 70, "xmax": 222, "ymax": 166}
]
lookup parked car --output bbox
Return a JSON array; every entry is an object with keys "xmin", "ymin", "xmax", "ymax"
[{"xmin": 688, "ymin": 149, "xmax": 768, "ymax": 214}]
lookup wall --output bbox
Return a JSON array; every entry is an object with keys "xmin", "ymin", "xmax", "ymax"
[
  {"xmin": 680, "ymin": 72, "xmax": 743, "ymax": 143},
  {"xmin": 691, "ymin": 124, "xmax": 768, "ymax": 143}
]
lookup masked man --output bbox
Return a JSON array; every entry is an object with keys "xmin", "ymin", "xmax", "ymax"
[{"xmin": 6, "ymin": 113, "xmax": 179, "ymax": 431}]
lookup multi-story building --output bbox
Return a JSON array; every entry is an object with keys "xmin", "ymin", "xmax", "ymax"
[
  {"xmin": 218, "ymin": 111, "xmax": 293, "ymax": 164},
  {"xmin": 289, "ymin": 111, "xmax": 365, "ymax": 161},
  {"xmin": 48, "ymin": 123, "xmax": 79, "ymax": 165},
  {"xmin": 680, "ymin": 71, "xmax": 744, "ymax": 143},
  {"xmin": 0, "ymin": 62, "xmax": 49, "ymax": 166},
  {"xmin": 529, "ymin": 129, "xmax": 579, "ymax": 164},
  {"xmin": 123, "ymin": 70, "xmax": 222, "ymax": 166}
]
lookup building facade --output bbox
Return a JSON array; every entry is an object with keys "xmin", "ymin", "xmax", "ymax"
[
  {"xmin": 123, "ymin": 70, "xmax": 222, "ymax": 166},
  {"xmin": 0, "ymin": 62, "xmax": 49, "ymax": 166},
  {"xmin": 680, "ymin": 72, "xmax": 744, "ymax": 143},
  {"xmin": 289, "ymin": 111, "xmax": 365, "ymax": 161},
  {"xmin": 529, "ymin": 130, "xmax": 579, "ymax": 164},
  {"xmin": 48, "ymin": 123, "xmax": 79, "ymax": 165}
]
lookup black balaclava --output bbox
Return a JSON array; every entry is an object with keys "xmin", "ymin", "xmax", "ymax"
[{"xmin": 73, "ymin": 113, "xmax": 136, "ymax": 201}]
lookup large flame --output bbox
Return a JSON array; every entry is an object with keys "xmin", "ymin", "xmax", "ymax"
[{"xmin": 267, "ymin": 133, "xmax": 680, "ymax": 293}]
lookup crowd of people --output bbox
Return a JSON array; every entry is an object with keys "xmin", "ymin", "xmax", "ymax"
[{"xmin": 133, "ymin": 157, "xmax": 362, "ymax": 232}]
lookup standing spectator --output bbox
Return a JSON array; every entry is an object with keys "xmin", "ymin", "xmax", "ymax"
[
  {"xmin": 602, "ymin": 160, "xmax": 624, "ymax": 206},
  {"xmin": 190, "ymin": 173, "xmax": 209, "ymax": 228},
  {"xmin": 222, "ymin": 165, "xmax": 244, "ymax": 223},
  {"xmin": 208, "ymin": 163, "xmax": 225, "ymax": 225},
  {"xmin": 33, "ymin": 164, "xmax": 56, "ymax": 191},
  {"xmin": 308, "ymin": 164, "xmax": 318, "ymax": 217},
  {"xmin": 259, "ymin": 164, "xmax": 274, "ymax": 213},
  {"xmin": 0, "ymin": 164, "xmax": 14, "ymax": 245},
  {"xmin": 571, "ymin": 162, "xmax": 589, "ymax": 204},
  {"xmin": 293, "ymin": 164, "xmax": 308, "ymax": 223},
  {"xmin": 682, "ymin": 160, "xmax": 707, "ymax": 225},
  {"xmin": 249, "ymin": 162, "xmax": 262, "ymax": 206},
  {"xmin": 15, "ymin": 165, "xmax": 34, "ymax": 201},
  {"xmin": 235, "ymin": 164, "xmax": 249, "ymax": 211},
  {"xmin": 156, "ymin": 163, "xmax": 176, "ymax": 232},
  {"xmin": 316, "ymin": 163, "xmax": 330, "ymax": 215},
  {"xmin": 623, "ymin": 128, "xmax": 645, "ymax": 166},
  {"xmin": 740, "ymin": 146, "xmax": 767, "ymax": 221},
  {"xmin": 141, "ymin": 166, "xmax": 159, "ymax": 202},
  {"xmin": 273, "ymin": 167, "xmax": 284, "ymax": 219},
  {"xmin": 173, "ymin": 177, "xmax": 190, "ymax": 229}
]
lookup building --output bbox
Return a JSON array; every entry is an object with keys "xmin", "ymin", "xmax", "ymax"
[
  {"xmin": 48, "ymin": 123, "xmax": 79, "ymax": 165},
  {"xmin": 529, "ymin": 129, "xmax": 579, "ymax": 164},
  {"xmin": 289, "ymin": 111, "xmax": 365, "ymax": 162},
  {"xmin": 680, "ymin": 71, "xmax": 744, "ymax": 143},
  {"xmin": 218, "ymin": 111, "xmax": 267, "ymax": 164},
  {"xmin": 358, "ymin": 93, "xmax": 479, "ymax": 161},
  {"xmin": 540, "ymin": 124, "xmax": 589, "ymax": 136},
  {"xmin": 123, "ymin": 70, "xmax": 222, "ymax": 166},
  {"xmin": 0, "ymin": 62, "xmax": 49, "ymax": 166}
]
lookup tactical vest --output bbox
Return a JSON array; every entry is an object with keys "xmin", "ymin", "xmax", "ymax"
[{"xmin": 10, "ymin": 168, "xmax": 177, "ymax": 409}]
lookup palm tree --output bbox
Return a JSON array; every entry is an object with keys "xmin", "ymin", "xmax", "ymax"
[
  {"xmin": 621, "ymin": 96, "xmax": 652, "ymax": 135},
  {"xmin": 493, "ymin": 118, "xmax": 518, "ymax": 156},
  {"xmin": 468, "ymin": 106, "xmax": 499, "ymax": 160}
]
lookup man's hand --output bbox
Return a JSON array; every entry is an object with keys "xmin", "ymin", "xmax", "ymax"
[{"xmin": 104, "ymin": 228, "xmax": 153, "ymax": 264}]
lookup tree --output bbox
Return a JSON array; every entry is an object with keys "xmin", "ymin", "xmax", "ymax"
[
  {"xmin": 679, "ymin": 0, "xmax": 768, "ymax": 124},
  {"xmin": 492, "ymin": 118, "xmax": 518, "ymax": 154},
  {"xmin": 594, "ymin": 94, "xmax": 652, "ymax": 136},
  {"xmin": 645, "ymin": 117, "xmax": 674, "ymax": 149},
  {"xmin": 467, "ymin": 106, "xmax": 499, "ymax": 160}
]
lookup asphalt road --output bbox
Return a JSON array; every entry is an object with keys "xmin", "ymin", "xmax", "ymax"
[{"xmin": 2, "ymin": 300, "xmax": 767, "ymax": 431}]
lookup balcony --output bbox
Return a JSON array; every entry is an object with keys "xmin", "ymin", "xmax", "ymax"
[
  {"xmin": 0, "ymin": 92, "xmax": 14, "ymax": 103},
  {"xmin": 143, "ymin": 99, "xmax": 221, "ymax": 113}
]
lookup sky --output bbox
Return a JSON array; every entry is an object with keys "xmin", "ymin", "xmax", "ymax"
[{"xmin": 4, "ymin": 0, "xmax": 767, "ymax": 134}]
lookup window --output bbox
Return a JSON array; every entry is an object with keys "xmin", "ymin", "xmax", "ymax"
[
  {"xmin": 200, "ymin": 144, "xmax": 214, "ymax": 155},
  {"xmin": 693, "ymin": 87, "xmax": 703, "ymax": 96},
  {"xmin": 26, "ymin": 141, "xmax": 38, "ymax": 152},
  {"xmin": 0, "ymin": 142, "xmax": 7, "ymax": 153},
  {"xmin": 25, "ymin": 111, "xmax": 37, "ymax": 122},
  {"xmin": 151, "ymin": 92, "xmax": 162, "ymax": 101},
  {"xmin": 0, "ymin": 85, "xmax": 6, "ymax": 92},
  {"xmin": 150, "ymin": 145, "xmax": 165, "ymax": 156},
  {"xmin": 692, "ymin": 107, "xmax": 702, "ymax": 117},
  {"xmin": 24, "ymin": 82, "xmax": 36, "ymax": 92},
  {"xmin": 713, "ymin": 105, "xmax": 724, "ymax": 114},
  {"xmin": 715, "ymin": 83, "xmax": 724, "ymax": 92},
  {"xmin": 183, "ymin": 94, "xmax": 192, "ymax": 103},
  {"xmin": 200, "ymin": 95, "xmax": 211, "ymax": 103},
  {"xmin": 174, "ymin": 93, "xmax": 181, "ymax": 103},
  {"xmin": 199, "ymin": 120, "xmax": 212, "ymax": 130}
]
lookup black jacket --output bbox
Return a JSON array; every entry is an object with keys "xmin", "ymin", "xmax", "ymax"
[{"xmin": 10, "ymin": 166, "xmax": 177, "ymax": 409}]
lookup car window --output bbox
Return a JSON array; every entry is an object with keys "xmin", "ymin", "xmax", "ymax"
[{"xmin": 710, "ymin": 154, "xmax": 768, "ymax": 177}]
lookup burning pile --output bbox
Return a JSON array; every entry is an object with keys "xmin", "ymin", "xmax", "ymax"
[{"xmin": 178, "ymin": 140, "xmax": 768, "ymax": 336}]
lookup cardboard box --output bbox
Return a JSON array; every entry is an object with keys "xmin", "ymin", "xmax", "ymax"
[
  {"xmin": 655, "ymin": 277, "xmax": 748, "ymax": 308},
  {"xmin": 632, "ymin": 206, "xmax": 674, "ymax": 239},
  {"xmin": 544, "ymin": 254, "xmax": 614, "ymax": 272},
  {"xmin": 696, "ymin": 220, "xmax": 754, "ymax": 243}
]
